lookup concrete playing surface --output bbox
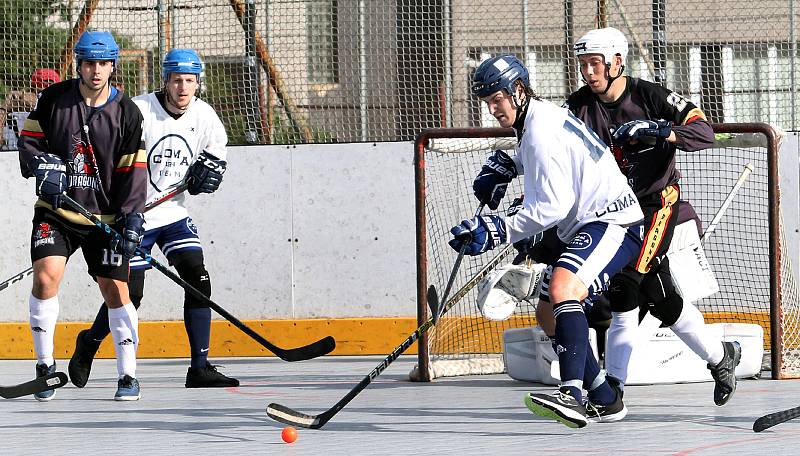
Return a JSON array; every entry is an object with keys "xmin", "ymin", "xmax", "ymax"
[{"xmin": 0, "ymin": 356, "xmax": 798, "ymax": 455}]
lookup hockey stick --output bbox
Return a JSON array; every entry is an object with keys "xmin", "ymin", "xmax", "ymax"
[
  {"xmin": 0, "ymin": 182, "xmax": 190, "ymax": 294},
  {"xmin": 753, "ymin": 405, "xmax": 800, "ymax": 432},
  {"xmin": 266, "ymin": 239, "xmax": 513, "ymax": 429},
  {"xmin": 701, "ymin": 162, "xmax": 754, "ymax": 243},
  {"xmin": 428, "ymin": 203, "xmax": 485, "ymax": 325},
  {"xmin": 0, "ymin": 372, "xmax": 68, "ymax": 399},
  {"xmin": 59, "ymin": 194, "xmax": 335, "ymax": 362}
]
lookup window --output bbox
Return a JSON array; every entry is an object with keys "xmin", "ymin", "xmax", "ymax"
[{"xmin": 307, "ymin": 0, "xmax": 339, "ymax": 84}]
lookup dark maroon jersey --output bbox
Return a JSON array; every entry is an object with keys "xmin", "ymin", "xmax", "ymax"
[{"xmin": 565, "ymin": 77, "xmax": 714, "ymax": 198}]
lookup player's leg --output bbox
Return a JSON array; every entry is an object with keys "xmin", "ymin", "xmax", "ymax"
[
  {"xmin": 68, "ymin": 230, "xmax": 155, "ymax": 387},
  {"xmin": 68, "ymin": 268, "xmax": 144, "ymax": 387},
  {"xmin": 29, "ymin": 209, "xmax": 74, "ymax": 401},
  {"xmin": 161, "ymin": 218, "xmax": 238, "ymax": 388},
  {"xmin": 644, "ymin": 260, "xmax": 740, "ymax": 405},
  {"xmin": 83, "ymin": 240, "xmax": 141, "ymax": 401},
  {"xmin": 604, "ymin": 267, "xmax": 643, "ymax": 389},
  {"xmin": 524, "ymin": 222, "xmax": 641, "ymax": 428}
]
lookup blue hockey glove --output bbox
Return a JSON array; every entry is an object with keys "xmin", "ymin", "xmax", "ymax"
[
  {"xmin": 473, "ymin": 150, "xmax": 517, "ymax": 210},
  {"xmin": 30, "ymin": 154, "xmax": 67, "ymax": 208},
  {"xmin": 612, "ymin": 119, "xmax": 672, "ymax": 144},
  {"xmin": 448, "ymin": 215, "xmax": 507, "ymax": 256},
  {"xmin": 188, "ymin": 152, "xmax": 227, "ymax": 195},
  {"xmin": 110, "ymin": 212, "xmax": 145, "ymax": 259}
]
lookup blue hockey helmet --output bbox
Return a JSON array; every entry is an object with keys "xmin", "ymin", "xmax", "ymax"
[
  {"xmin": 162, "ymin": 48, "xmax": 203, "ymax": 81},
  {"xmin": 74, "ymin": 31, "xmax": 119, "ymax": 63},
  {"xmin": 471, "ymin": 54, "xmax": 530, "ymax": 98}
]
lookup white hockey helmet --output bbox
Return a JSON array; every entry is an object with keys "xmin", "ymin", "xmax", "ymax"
[{"xmin": 574, "ymin": 27, "xmax": 628, "ymax": 67}]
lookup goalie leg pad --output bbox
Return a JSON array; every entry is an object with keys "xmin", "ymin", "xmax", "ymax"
[{"xmin": 171, "ymin": 250, "xmax": 211, "ymax": 309}]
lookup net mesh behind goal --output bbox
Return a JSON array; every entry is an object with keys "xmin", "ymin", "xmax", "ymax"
[{"xmin": 412, "ymin": 123, "xmax": 800, "ymax": 381}]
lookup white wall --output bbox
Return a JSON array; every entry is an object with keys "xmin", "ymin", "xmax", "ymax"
[{"xmin": 0, "ymin": 142, "xmax": 417, "ymax": 321}]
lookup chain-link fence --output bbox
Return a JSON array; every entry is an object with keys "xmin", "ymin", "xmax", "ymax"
[{"xmin": 1, "ymin": 0, "xmax": 798, "ymax": 147}]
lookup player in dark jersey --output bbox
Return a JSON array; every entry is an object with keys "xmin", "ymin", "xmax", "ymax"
[
  {"xmin": 564, "ymin": 27, "xmax": 741, "ymax": 419},
  {"xmin": 18, "ymin": 31, "xmax": 146, "ymax": 401}
]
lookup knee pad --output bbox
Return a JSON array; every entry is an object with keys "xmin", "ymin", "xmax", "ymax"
[
  {"xmin": 639, "ymin": 263, "xmax": 684, "ymax": 326},
  {"xmin": 172, "ymin": 251, "xmax": 211, "ymax": 309},
  {"xmin": 128, "ymin": 269, "xmax": 145, "ymax": 309},
  {"xmin": 648, "ymin": 291, "xmax": 684, "ymax": 327},
  {"xmin": 607, "ymin": 268, "xmax": 642, "ymax": 313}
]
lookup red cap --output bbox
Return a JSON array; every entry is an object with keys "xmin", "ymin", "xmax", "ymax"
[{"xmin": 31, "ymin": 69, "xmax": 61, "ymax": 89}]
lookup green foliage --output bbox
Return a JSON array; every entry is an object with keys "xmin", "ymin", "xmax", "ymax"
[{"xmin": 0, "ymin": 0, "xmax": 68, "ymax": 95}]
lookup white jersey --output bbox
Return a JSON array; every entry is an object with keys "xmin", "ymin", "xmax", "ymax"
[
  {"xmin": 505, "ymin": 99, "xmax": 643, "ymax": 243},
  {"xmin": 133, "ymin": 92, "xmax": 228, "ymax": 229}
]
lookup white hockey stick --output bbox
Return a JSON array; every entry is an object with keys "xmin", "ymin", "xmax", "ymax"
[{"xmin": 701, "ymin": 162, "xmax": 754, "ymax": 243}]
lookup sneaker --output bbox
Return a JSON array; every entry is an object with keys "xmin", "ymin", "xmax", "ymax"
[
  {"xmin": 586, "ymin": 381, "xmax": 627, "ymax": 423},
  {"xmin": 34, "ymin": 362, "xmax": 57, "ymax": 402},
  {"xmin": 68, "ymin": 329, "xmax": 102, "ymax": 388},
  {"xmin": 524, "ymin": 389, "xmax": 588, "ymax": 428},
  {"xmin": 114, "ymin": 375, "xmax": 141, "ymax": 401},
  {"xmin": 185, "ymin": 363, "xmax": 240, "ymax": 388},
  {"xmin": 708, "ymin": 341, "xmax": 742, "ymax": 406}
]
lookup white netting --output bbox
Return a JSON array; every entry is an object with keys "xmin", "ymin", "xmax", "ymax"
[{"xmin": 415, "ymin": 124, "xmax": 800, "ymax": 380}]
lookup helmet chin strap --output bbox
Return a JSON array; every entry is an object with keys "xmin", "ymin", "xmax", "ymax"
[
  {"xmin": 511, "ymin": 88, "xmax": 530, "ymax": 124},
  {"xmin": 600, "ymin": 64, "xmax": 625, "ymax": 95}
]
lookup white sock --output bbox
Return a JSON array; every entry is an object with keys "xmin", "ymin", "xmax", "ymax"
[
  {"xmin": 108, "ymin": 303, "xmax": 139, "ymax": 379},
  {"xmin": 670, "ymin": 304, "xmax": 724, "ymax": 365},
  {"xmin": 29, "ymin": 294, "xmax": 59, "ymax": 366},
  {"xmin": 604, "ymin": 308, "xmax": 640, "ymax": 384}
]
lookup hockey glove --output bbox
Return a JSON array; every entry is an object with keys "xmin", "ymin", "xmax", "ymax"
[
  {"xmin": 187, "ymin": 152, "xmax": 227, "ymax": 195},
  {"xmin": 30, "ymin": 154, "xmax": 67, "ymax": 209},
  {"xmin": 472, "ymin": 150, "xmax": 517, "ymax": 210},
  {"xmin": 612, "ymin": 119, "xmax": 672, "ymax": 144},
  {"xmin": 448, "ymin": 215, "xmax": 507, "ymax": 256},
  {"xmin": 110, "ymin": 212, "xmax": 145, "ymax": 259}
]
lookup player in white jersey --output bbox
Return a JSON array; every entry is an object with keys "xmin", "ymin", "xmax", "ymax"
[
  {"xmin": 452, "ymin": 54, "xmax": 643, "ymax": 428},
  {"xmin": 68, "ymin": 48, "xmax": 239, "ymax": 389}
]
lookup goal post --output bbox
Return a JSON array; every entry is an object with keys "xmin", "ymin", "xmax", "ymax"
[{"xmin": 412, "ymin": 123, "xmax": 800, "ymax": 381}]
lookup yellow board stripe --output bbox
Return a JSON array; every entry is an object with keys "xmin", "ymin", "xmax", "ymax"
[{"xmin": 0, "ymin": 312, "xmax": 774, "ymax": 359}]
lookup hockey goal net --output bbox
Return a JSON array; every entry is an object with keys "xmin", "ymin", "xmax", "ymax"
[{"xmin": 411, "ymin": 123, "xmax": 800, "ymax": 381}]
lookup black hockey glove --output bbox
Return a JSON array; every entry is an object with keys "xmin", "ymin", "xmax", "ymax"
[
  {"xmin": 110, "ymin": 212, "xmax": 145, "ymax": 259},
  {"xmin": 30, "ymin": 154, "xmax": 67, "ymax": 209},
  {"xmin": 448, "ymin": 215, "xmax": 507, "ymax": 256},
  {"xmin": 187, "ymin": 152, "xmax": 227, "ymax": 195},
  {"xmin": 473, "ymin": 150, "xmax": 517, "ymax": 210},
  {"xmin": 612, "ymin": 119, "xmax": 672, "ymax": 144}
]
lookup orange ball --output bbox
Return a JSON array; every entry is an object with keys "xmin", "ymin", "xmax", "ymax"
[{"xmin": 281, "ymin": 426, "xmax": 298, "ymax": 443}]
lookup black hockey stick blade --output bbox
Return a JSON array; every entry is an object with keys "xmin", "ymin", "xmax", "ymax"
[
  {"xmin": 0, "ymin": 372, "xmax": 68, "ymax": 399},
  {"xmin": 267, "ymin": 402, "xmax": 336, "ymax": 429},
  {"xmin": 427, "ymin": 285, "xmax": 440, "ymax": 324},
  {"xmin": 753, "ymin": 406, "xmax": 800, "ymax": 432}
]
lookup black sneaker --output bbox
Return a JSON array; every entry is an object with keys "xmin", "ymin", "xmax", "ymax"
[
  {"xmin": 586, "ymin": 381, "xmax": 627, "ymax": 423},
  {"xmin": 34, "ymin": 362, "xmax": 57, "ymax": 402},
  {"xmin": 185, "ymin": 363, "xmax": 240, "ymax": 388},
  {"xmin": 708, "ymin": 341, "xmax": 742, "ymax": 406},
  {"xmin": 68, "ymin": 329, "xmax": 102, "ymax": 388},
  {"xmin": 524, "ymin": 389, "xmax": 588, "ymax": 428}
]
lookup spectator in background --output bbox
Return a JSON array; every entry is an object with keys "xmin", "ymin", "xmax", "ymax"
[{"xmin": 1, "ymin": 68, "xmax": 61, "ymax": 149}]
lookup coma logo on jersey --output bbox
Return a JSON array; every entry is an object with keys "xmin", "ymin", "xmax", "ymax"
[
  {"xmin": 185, "ymin": 217, "xmax": 198, "ymax": 235},
  {"xmin": 567, "ymin": 232, "xmax": 593, "ymax": 250},
  {"xmin": 148, "ymin": 133, "xmax": 194, "ymax": 192}
]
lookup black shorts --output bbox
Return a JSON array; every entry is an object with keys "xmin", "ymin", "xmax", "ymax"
[
  {"xmin": 30, "ymin": 207, "xmax": 130, "ymax": 282},
  {"xmin": 634, "ymin": 183, "xmax": 681, "ymax": 273}
]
